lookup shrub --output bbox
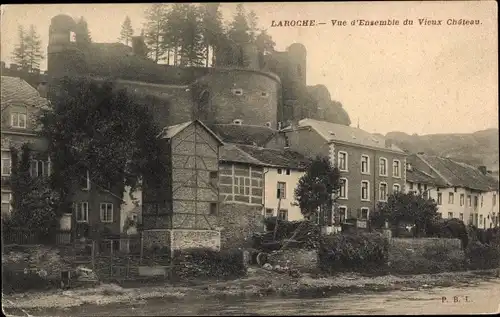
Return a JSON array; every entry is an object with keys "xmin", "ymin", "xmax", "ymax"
[
  {"xmin": 172, "ymin": 248, "xmax": 246, "ymax": 279},
  {"xmin": 259, "ymin": 218, "xmax": 321, "ymax": 250},
  {"xmin": 2, "ymin": 267, "xmax": 53, "ymax": 294},
  {"xmin": 318, "ymin": 232, "xmax": 389, "ymax": 273},
  {"xmin": 427, "ymin": 218, "xmax": 468, "ymax": 248},
  {"xmin": 465, "ymin": 240, "xmax": 500, "ymax": 270}
]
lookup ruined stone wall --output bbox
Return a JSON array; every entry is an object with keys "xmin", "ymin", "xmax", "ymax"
[
  {"xmin": 267, "ymin": 249, "xmax": 319, "ymax": 272},
  {"xmin": 217, "ymin": 202, "xmax": 264, "ymax": 249}
]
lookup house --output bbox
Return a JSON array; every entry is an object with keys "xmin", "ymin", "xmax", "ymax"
[
  {"xmin": 141, "ymin": 120, "xmax": 223, "ymax": 252},
  {"xmin": 405, "ymin": 154, "xmax": 499, "ymax": 228},
  {"xmin": 1, "ymin": 76, "xmax": 50, "ymax": 217},
  {"xmin": 284, "ymin": 118, "xmax": 408, "ymax": 228}
]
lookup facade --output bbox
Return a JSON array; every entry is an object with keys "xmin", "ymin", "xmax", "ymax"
[
  {"xmin": 263, "ymin": 166, "xmax": 304, "ymax": 222},
  {"xmin": 405, "ymin": 154, "xmax": 499, "ymax": 228},
  {"xmin": 285, "ymin": 118, "xmax": 407, "ymax": 227}
]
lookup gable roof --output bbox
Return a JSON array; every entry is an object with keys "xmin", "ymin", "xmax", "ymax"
[
  {"xmin": 294, "ymin": 118, "xmax": 405, "ymax": 153},
  {"xmin": 157, "ymin": 120, "xmax": 224, "ymax": 144},
  {"xmin": 406, "ymin": 168, "xmax": 448, "ymax": 187},
  {"xmin": 1, "ymin": 76, "xmax": 50, "ymax": 110},
  {"xmin": 418, "ymin": 154, "xmax": 499, "ymax": 192},
  {"xmin": 208, "ymin": 123, "xmax": 278, "ymax": 147},
  {"xmin": 220, "ymin": 143, "xmax": 311, "ymax": 170}
]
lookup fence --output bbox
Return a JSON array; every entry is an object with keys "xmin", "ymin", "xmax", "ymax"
[{"xmin": 2, "ymin": 228, "xmax": 41, "ymax": 245}]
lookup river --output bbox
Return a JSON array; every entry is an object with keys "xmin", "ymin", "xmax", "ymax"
[{"xmin": 18, "ymin": 279, "xmax": 499, "ymax": 316}]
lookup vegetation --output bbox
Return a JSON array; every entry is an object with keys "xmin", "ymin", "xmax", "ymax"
[
  {"xmin": 39, "ymin": 77, "xmax": 165, "ymax": 214},
  {"xmin": 12, "ymin": 24, "xmax": 44, "ymax": 72},
  {"xmin": 75, "ymin": 17, "xmax": 92, "ymax": 47},
  {"xmin": 119, "ymin": 16, "xmax": 134, "ymax": 46},
  {"xmin": 370, "ymin": 191, "xmax": 439, "ymax": 237},
  {"xmin": 294, "ymin": 156, "xmax": 341, "ymax": 225}
]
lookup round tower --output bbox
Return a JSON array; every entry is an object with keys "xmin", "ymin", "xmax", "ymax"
[
  {"xmin": 287, "ymin": 43, "xmax": 307, "ymax": 86},
  {"xmin": 47, "ymin": 14, "xmax": 86, "ymax": 78}
]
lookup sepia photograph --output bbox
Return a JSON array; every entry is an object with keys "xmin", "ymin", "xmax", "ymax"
[{"xmin": 1, "ymin": 1, "xmax": 499, "ymax": 315}]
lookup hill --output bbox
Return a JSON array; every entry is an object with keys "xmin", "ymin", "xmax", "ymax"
[{"xmin": 380, "ymin": 129, "xmax": 499, "ymax": 172}]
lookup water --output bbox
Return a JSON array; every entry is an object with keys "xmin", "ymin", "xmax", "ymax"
[{"xmin": 17, "ymin": 279, "xmax": 500, "ymax": 316}]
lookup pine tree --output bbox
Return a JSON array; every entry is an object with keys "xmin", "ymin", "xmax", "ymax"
[
  {"xmin": 75, "ymin": 17, "xmax": 92, "ymax": 46},
  {"xmin": 200, "ymin": 3, "xmax": 224, "ymax": 67},
  {"xmin": 227, "ymin": 4, "xmax": 252, "ymax": 67},
  {"xmin": 247, "ymin": 10, "xmax": 259, "ymax": 42},
  {"xmin": 119, "ymin": 16, "xmax": 134, "ymax": 46},
  {"xmin": 178, "ymin": 5, "xmax": 205, "ymax": 67},
  {"xmin": 143, "ymin": 4, "xmax": 169, "ymax": 63},
  {"xmin": 12, "ymin": 25, "xmax": 29, "ymax": 69},
  {"xmin": 24, "ymin": 25, "xmax": 44, "ymax": 72}
]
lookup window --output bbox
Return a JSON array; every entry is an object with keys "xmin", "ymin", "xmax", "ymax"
[
  {"xmin": 448, "ymin": 192, "xmax": 454, "ymax": 204},
  {"xmin": 379, "ymin": 183, "xmax": 387, "ymax": 201},
  {"xmin": 1, "ymin": 192, "xmax": 12, "ymax": 214},
  {"xmin": 278, "ymin": 209, "xmax": 288, "ymax": 221},
  {"xmin": 100, "ymin": 203, "xmax": 113, "ymax": 223},
  {"xmin": 286, "ymin": 169, "xmax": 291, "ymax": 175},
  {"xmin": 265, "ymin": 208, "xmax": 274, "ymax": 218},
  {"xmin": 210, "ymin": 203, "xmax": 218, "ymax": 215},
  {"xmin": 338, "ymin": 206, "xmax": 347, "ymax": 223},
  {"xmin": 361, "ymin": 207, "xmax": 369, "ymax": 220},
  {"xmin": 479, "ymin": 214, "xmax": 483, "ymax": 225},
  {"xmin": 339, "ymin": 178, "xmax": 348, "ymax": 199},
  {"xmin": 474, "ymin": 196, "xmax": 478, "ymax": 208},
  {"xmin": 494, "ymin": 194, "xmax": 497, "ymax": 206},
  {"xmin": 30, "ymin": 159, "xmax": 50, "ymax": 177},
  {"xmin": 80, "ymin": 170, "xmax": 90, "ymax": 190},
  {"xmin": 409, "ymin": 183, "xmax": 414, "ymax": 190},
  {"xmin": 361, "ymin": 155, "xmax": 370, "ymax": 174},
  {"xmin": 417, "ymin": 183, "xmax": 422, "ymax": 191},
  {"xmin": 209, "ymin": 171, "xmax": 218, "ymax": 187},
  {"xmin": 231, "ymin": 88, "xmax": 243, "ymax": 96},
  {"xmin": 261, "ymin": 92, "xmax": 269, "ymax": 97},
  {"xmin": 1, "ymin": 151, "xmax": 11, "ymax": 176},
  {"xmin": 234, "ymin": 176, "xmax": 250, "ymax": 195},
  {"xmin": 338, "ymin": 151, "xmax": 348, "ymax": 171},
  {"xmin": 297, "ymin": 65, "xmax": 302, "ymax": 77},
  {"xmin": 459, "ymin": 213, "xmax": 464, "ymax": 221},
  {"xmin": 454, "ymin": 187, "xmax": 458, "ymax": 192},
  {"xmin": 448, "ymin": 212, "xmax": 453, "ymax": 219},
  {"xmin": 277, "ymin": 168, "xmax": 282, "ymax": 174},
  {"xmin": 379, "ymin": 158, "xmax": 387, "ymax": 176},
  {"xmin": 277, "ymin": 182, "xmax": 286, "ymax": 199},
  {"xmin": 361, "ymin": 181, "xmax": 370, "ymax": 201},
  {"xmin": 393, "ymin": 184, "xmax": 400, "ymax": 193},
  {"xmin": 437, "ymin": 193, "xmax": 442, "ymax": 205},
  {"xmin": 437, "ymin": 212, "xmax": 442, "ymax": 219},
  {"xmin": 11, "ymin": 112, "xmax": 27, "ymax": 129},
  {"xmin": 424, "ymin": 184, "xmax": 428, "ymax": 191},
  {"xmin": 474, "ymin": 213, "xmax": 478, "ymax": 226},
  {"xmin": 467, "ymin": 195, "xmax": 471, "ymax": 207},
  {"xmin": 392, "ymin": 160, "xmax": 401, "ymax": 177},
  {"xmin": 460, "ymin": 194, "xmax": 464, "ymax": 206},
  {"xmin": 481, "ymin": 196, "xmax": 483, "ymax": 207},
  {"xmin": 74, "ymin": 202, "xmax": 89, "ymax": 223}
]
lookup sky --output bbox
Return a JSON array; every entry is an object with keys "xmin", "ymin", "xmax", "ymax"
[{"xmin": 1, "ymin": 2, "xmax": 498, "ymax": 135}]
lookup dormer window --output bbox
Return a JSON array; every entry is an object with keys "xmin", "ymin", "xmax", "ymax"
[
  {"xmin": 261, "ymin": 92, "xmax": 269, "ymax": 97},
  {"xmin": 11, "ymin": 112, "xmax": 27, "ymax": 129},
  {"xmin": 233, "ymin": 119, "xmax": 243, "ymax": 125},
  {"xmin": 232, "ymin": 88, "xmax": 243, "ymax": 96}
]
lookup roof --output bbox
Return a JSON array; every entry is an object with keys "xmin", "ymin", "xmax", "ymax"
[
  {"xmin": 295, "ymin": 118, "xmax": 405, "ymax": 153},
  {"xmin": 208, "ymin": 123, "xmax": 278, "ymax": 146},
  {"xmin": 406, "ymin": 168, "xmax": 447, "ymax": 187},
  {"xmin": 157, "ymin": 120, "xmax": 224, "ymax": 144},
  {"xmin": 220, "ymin": 143, "xmax": 311, "ymax": 170},
  {"xmin": 1, "ymin": 76, "xmax": 50, "ymax": 110},
  {"xmin": 419, "ymin": 154, "xmax": 499, "ymax": 192}
]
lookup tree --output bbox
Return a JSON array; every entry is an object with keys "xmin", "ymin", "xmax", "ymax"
[
  {"xmin": 246, "ymin": 10, "xmax": 259, "ymax": 42},
  {"xmin": 7, "ymin": 144, "xmax": 60, "ymax": 240},
  {"xmin": 200, "ymin": 3, "xmax": 224, "ymax": 67},
  {"xmin": 255, "ymin": 30, "xmax": 276, "ymax": 69},
  {"xmin": 178, "ymin": 5, "xmax": 205, "ymax": 66},
  {"xmin": 132, "ymin": 30, "xmax": 149, "ymax": 58},
  {"xmin": 143, "ymin": 4, "xmax": 169, "ymax": 63},
  {"xmin": 39, "ymin": 77, "xmax": 166, "ymax": 210},
  {"xmin": 12, "ymin": 25, "xmax": 29, "ymax": 69},
  {"xmin": 370, "ymin": 191, "xmax": 439, "ymax": 237},
  {"xmin": 75, "ymin": 17, "xmax": 92, "ymax": 46},
  {"xmin": 24, "ymin": 25, "xmax": 44, "ymax": 72},
  {"xmin": 294, "ymin": 156, "xmax": 341, "ymax": 226},
  {"xmin": 119, "ymin": 16, "xmax": 134, "ymax": 46},
  {"xmin": 226, "ymin": 4, "xmax": 252, "ymax": 67}
]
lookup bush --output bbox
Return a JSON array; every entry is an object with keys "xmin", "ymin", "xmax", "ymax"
[
  {"xmin": 318, "ymin": 232, "xmax": 389, "ymax": 273},
  {"xmin": 465, "ymin": 240, "xmax": 500, "ymax": 270},
  {"xmin": 427, "ymin": 218, "xmax": 468, "ymax": 249},
  {"xmin": 172, "ymin": 248, "xmax": 246, "ymax": 279},
  {"xmin": 259, "ymin": 218, "xmax": 321, "ymax": 250},
  {"xmin": 2, "ymin": 267, "xmax": 55, "ymax": 294}
]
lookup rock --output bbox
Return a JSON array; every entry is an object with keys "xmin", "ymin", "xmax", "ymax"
[{"xmin": 262, "ymin": 263, "xmax": 273, "ymax": 271}]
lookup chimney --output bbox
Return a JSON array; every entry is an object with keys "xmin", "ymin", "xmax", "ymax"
[
  {"xmin": 10, "ymin": 63, "xmax": 18, "ymax": 71},
  {"xmin": 478, "ymin": 166, "xmax": 487, "ymax": 175}
]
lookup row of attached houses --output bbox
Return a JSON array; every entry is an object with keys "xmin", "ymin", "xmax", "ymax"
[{"xmin": 406, "ymin": 154, "xmax": 499, "ymax": 229}]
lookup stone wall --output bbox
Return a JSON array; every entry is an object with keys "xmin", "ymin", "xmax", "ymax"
[
  {"xmin": 218, "ymin": 202, "xmax": 264, "ymax": 249},
  {"xmin": 142, "ymin": 229, "xmax": 171, "ymax": 250},
  {"xmin": 389, "ymin": 237, "xmax": 462, "ymax": 250},
  {"xmin": 267, "ymin": 249, "xmax": 318, "ymax": 272},
  {"xmin": 170, "ymin": 229, "xmax": 220, "ymax": 252}
]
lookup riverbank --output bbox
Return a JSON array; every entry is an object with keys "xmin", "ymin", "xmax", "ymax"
[{"xmin": 3, "ymin": 268, "xmax": 499, "ymax": 312}]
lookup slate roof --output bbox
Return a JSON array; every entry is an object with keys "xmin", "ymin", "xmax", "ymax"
[
  {"xmin": 208, "ymin": 123, "xmax": 277, "ymax": 147},
  {"xmin": 158, "ymin": 120, "xmax": 224, "ymax": 144},
  {"xmin": 406, "ymin": 168, "xmax": 447, "ymax": 187},
  {"xmin": 220, "ymin": 143, "xmax": 311, "ymax": 170},
  {"xmin": 295, "ymin": 118, "xmax": 405, "ymax": 153},
  {"xmin": 419, "ymin": 154, "xmax": 499, "ymax": 192},
  {"xmin": 1, "ymin": 76, "xmax": 50, "ymax": 110}
]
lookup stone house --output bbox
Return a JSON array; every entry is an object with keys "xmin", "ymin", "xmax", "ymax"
[{"xmin": 405, "ymin": 154, "xmax": 499, "ymax": 228}]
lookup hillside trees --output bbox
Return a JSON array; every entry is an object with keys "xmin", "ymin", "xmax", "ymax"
[
  {"xmin": 12, "ymin": 24, "xmax": 44, "ymax": 72},
  {"xmin": 39, "ymin": 77, "xmax": 166, "ymax": 214},
  {"xmin": 119, "ymin": 16, "xmax": 134, "ymax": 46},
  {"xmin": 143, "ymin": 3, "xmax": 169, "ymax": 62}
]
